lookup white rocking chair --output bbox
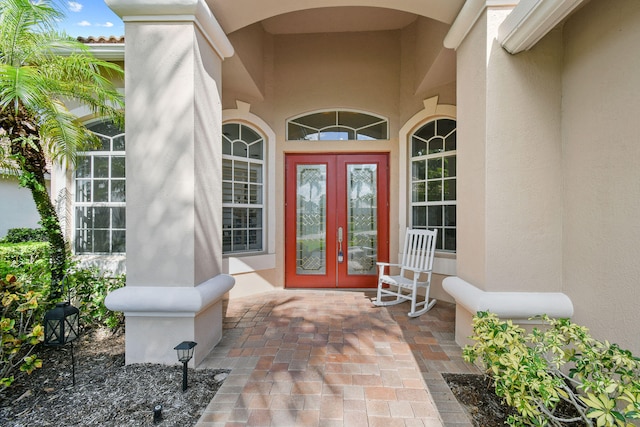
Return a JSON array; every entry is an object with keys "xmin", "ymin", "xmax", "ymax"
[{"xmin": 374, "ymin": 228, "xmax": 438, "ymax": 317}]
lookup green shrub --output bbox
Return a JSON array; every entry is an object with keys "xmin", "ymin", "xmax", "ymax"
[
  {"xmin": 0, "ymin": 243, "xmax": 125, "ymax": 391},
  {"xmin": 0, "ymin": 274, "xmax": 47, "ymax": 390},
  {"xmin": 464, "ymin": 311, "xmax": 640, "ymax": 427},
  {"xmin": 0, "ymin": 242, "xmax": 50, "ymax": 285},
  {"xmin": 1, "ymin": 228, "xmax": 48, "ymax": 243},
  {"xmin": 66, "ymin": 268, "xmax": 125, "ymax": 331}
]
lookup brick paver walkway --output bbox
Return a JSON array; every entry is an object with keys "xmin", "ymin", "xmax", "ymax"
[{"xmin": 196, "ymin": 290, "xmax": 478, "ymax": 426}]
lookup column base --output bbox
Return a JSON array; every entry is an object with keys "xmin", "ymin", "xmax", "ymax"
[{"xmin": 105, "ymin": 274, "xmax": 235, "ymax": 366}]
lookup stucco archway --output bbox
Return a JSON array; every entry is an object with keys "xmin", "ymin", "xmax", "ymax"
[{"xmin": 207, "ymin": 0, "xmax": 465, "ymax": 33}]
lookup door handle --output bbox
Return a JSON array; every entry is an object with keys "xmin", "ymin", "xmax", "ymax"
[{"xmin": 338, "ymin": 227, "xmax": 344, "ymax": 263}]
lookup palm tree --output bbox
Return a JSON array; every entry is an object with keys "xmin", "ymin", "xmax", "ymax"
[{"xmin": 0, "ymin": 0, "xmax": 124, "ymax": 296}]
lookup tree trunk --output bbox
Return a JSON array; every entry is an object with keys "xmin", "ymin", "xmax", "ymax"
[
  {"xmin": 25, "ymin": 170, "xmax": 67, "ymax": 298},
  {"xmin": 3, "ymin": 112, "xmax": 68, "ymax": 298}
]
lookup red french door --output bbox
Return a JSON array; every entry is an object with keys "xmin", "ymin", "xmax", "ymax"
[{"xmin": 285, "ymin": 153, "xmax": 389, "ymax": 288}]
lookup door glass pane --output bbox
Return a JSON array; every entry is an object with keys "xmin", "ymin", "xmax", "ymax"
[
  {"xmin": 296, "ymin": 165, "xmax": 326, "ymax": 275},
  {"xmin": 347, "ymin": 164, "xmax": 377, "ymax": 275}
]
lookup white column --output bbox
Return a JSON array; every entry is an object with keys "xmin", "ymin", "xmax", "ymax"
[
  {"xmin": 104, "ymin": 0, "xmax": 235, "ymax": 366},
  {"xmin": 445, "ymin": 2, "xmax": 566, "ymax": 344}
]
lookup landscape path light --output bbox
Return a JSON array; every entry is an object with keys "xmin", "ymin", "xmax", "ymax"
[
  {"xmin": 174, "ymin": 341, "xmax": 197, "ymax": 391},
  {"xmin": 44, "ymin": 276, "xmax": 80, "ymax": 386}
]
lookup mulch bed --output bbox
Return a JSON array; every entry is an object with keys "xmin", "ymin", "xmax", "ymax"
[
  {"xmin": 443, "ymin": 373, "xmax": 587, "ymax": 427},
  {"xmin": 0, "ymin": 328, "xmax": 229, "ymax": 426},
  {"xmin": 443, "ymin": 373, "xmax": 516, "ymax": 427}
]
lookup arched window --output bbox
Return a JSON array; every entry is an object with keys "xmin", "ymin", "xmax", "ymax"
[
  {"xmin": 74, "ymin": 120, "xmax": 125, "ymax": 254},
  {"xmin": 287, "ymin": 110, "xmax": 388, "ymax": 141},
  {"xmin": 410, "ymin": 118, "xmax": 456, "ymax": 252},
  {"xmin": 222, "ymin": 122, "xmax": 265, "ymax": 254}
]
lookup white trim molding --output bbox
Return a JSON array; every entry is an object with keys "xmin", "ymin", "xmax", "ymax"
[
  {"xmin": 105, "ymin": 0, "xmax": 234, "ymax": 59},
  {"xmin": 85, "ymin": 44, "xmax": 125, "ymax": 61},
  {"xmin": 444, "ymin": 0, "xmax": 519, "ymax": 50},
  {"xmin": 498, "ymin": 0, "xmax": 587, "ymax": 54}
]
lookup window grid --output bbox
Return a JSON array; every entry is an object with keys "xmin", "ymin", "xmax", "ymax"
[
  {"xmin": 74, "ymin": 122, "xmax": 125, "ymax": 254},
  {"xmin": 222, "ymin": 123, "xmax": 265, "ymax": 254},
  {"xmin": 287, "ymin": 110, "xmax": 389, "ymax": 141},
  {"xmin": 410, "ymin": 119, "xmax": 456, "ymax": 252}
]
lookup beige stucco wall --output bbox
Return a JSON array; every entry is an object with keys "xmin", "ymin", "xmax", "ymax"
[
  {"xmin": 561, "ymin": 0, "xmax": 640, "ymax": 353},
  {"xmin": 451, "ymin": 0, "xmax": 640, "ymax": 353},
  {"xmin": 456, "ymin": 11, "xmax": 488, "ymax": 289},
  {"xmin": 456, "ymin": 8, "xmax": 563, "ymax": 293}
]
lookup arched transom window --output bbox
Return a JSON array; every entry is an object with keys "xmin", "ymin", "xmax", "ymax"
[
  {"xmin": 410, "ymin": 118, "xmax": 456, "ymax": 252},
  {"xmin": 222, "ymin": 122, "xmax": 265, "ymax": 254},
  {"xmin": 287, "ymin": 110, "xmax": 388, "ymax": 141}
]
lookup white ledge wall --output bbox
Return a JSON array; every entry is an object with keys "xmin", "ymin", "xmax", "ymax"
[
  {"xmin": 105, "ymin": 0, "xmax": 235, "ymax": 366},
  {"xmin": 444, "ymin": 277, "xmax": 573, "ymax": 345}
]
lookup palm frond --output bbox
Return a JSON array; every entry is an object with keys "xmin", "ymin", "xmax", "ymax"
[
  {"xmin": 38, "ymin": 98, "xmax": 92, "ymax": 166},
  {"xmin": 0, "ymin": 0, "xmax": 124, "ymax": 166},
  {"xmin": 0, "ymin": 0, "xmax": 63, "ymax": 65},
  {"xmin": 0, "ymin": 63, "xmax": 50, "ymax": 115}
]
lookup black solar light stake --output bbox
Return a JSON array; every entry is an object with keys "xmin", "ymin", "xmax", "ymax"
[{"xmin": 174, "ymin": 341, "xmax": 197, "ymax": 391}]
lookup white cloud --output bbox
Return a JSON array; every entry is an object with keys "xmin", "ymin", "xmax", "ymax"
[
  {"xmin": 77, "ymin": 20, "xmax": 91, "ymax": 27},
  {"xmin": 97, "ymin": 22, "xmax": 114, "ymax": 28},
  {"xmin": 68, "ymin": 2, "xmax": 82, "ymax": 13}
]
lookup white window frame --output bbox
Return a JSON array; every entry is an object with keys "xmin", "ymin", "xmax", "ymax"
[
  {"xmin": 398, "ymin": 98, "xmax": 457, "ymax": 275},
  {"xmin": 409, "ymin": 118, "xmax": 457, "ymax": 252},
  {"xmin": 73, "ymin": 120, "xmax": 125, "ymax": 254},
  {"xmin": 222, "ymin": 122, "xmax": 266, "ymax": 255}
]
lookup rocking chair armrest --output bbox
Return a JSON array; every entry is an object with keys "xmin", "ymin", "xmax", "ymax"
[
  {"xmin": 376, "ymin": 262, "xmax": 402, "ymax": 273},
  {"xmin": 402, "ymin": 266, "xmax": 432, "ymax": 275},
  {"xmin": 376, "ymin": 262, "xmax": 401, "ymax": 268}
]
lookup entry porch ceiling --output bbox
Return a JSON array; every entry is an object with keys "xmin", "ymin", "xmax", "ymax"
[
  {"xmin": 220, "ymin": 4, "xmax": 461, "ymax": 103},
  {"xmin": 207, "ymin": 0, "xmax": 465, "ymax": 34},
  {"xmin": 260, "ymin": 7, "xmax": 419, "ymax": 34}
]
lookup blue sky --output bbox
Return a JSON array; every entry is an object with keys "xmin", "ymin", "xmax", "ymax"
[{"xmin": 57, "ymin": 1, "xmax": 124, "ymax": 38}]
